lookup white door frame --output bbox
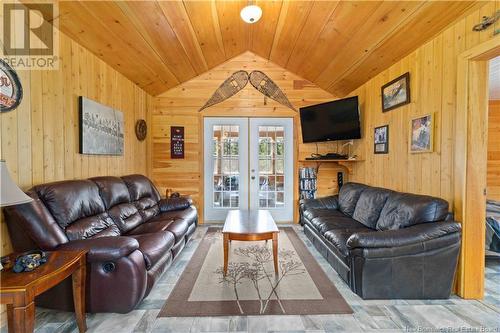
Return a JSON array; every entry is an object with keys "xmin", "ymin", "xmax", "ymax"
[
  {"xmin": 203, "ymin": 117, "xmax": 295, "ymax": 222},
  {"xmin": 249, "ymin": 118, "xmax": 294, "ymax": 221},
  {"xmin": 203, "ymin": 117, "xmax": 249, "ymax": 221}
]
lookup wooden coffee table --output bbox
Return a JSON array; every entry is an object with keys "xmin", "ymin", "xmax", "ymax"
[{"xmin": 222, "ymin": 210, "xmax": 279, "ymax": 275}]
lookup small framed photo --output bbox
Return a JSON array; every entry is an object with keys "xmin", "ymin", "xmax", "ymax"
[
  {"xmin": 410, "ymin": 114, "xmax": 433, "ymax": 153},
  {"xmin": 374, "ymin": 125, "xmax": 389, "ymax": 154},
  {"xmin": 381, "ymin": 72, "xmax": 410, "ymax": 112}
]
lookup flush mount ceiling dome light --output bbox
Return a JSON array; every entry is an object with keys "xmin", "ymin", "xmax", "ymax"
[{"xmin": 240, "ymin": 5, "xmax": 262, "ymax": 24}]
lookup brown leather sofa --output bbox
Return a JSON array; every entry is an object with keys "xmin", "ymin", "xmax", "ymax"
[{"xmin": 3, "ymin": 174, "xmax": 197, "ymax": 313}]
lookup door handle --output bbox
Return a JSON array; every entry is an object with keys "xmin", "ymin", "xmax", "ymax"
[{"xmin": 251, "ymin": 176, "xmax": 255, "ymax": 180}]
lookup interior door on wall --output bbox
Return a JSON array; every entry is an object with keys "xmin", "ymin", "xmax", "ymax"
[
  {"xmin": 249, "ymin": 118, "xmax": 294, "ymax": 222},
  {"xmin": 204, "ymin": 118, "xmax": 249, "ymax": 221}
]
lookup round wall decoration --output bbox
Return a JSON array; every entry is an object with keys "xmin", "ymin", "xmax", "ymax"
[
  {"xmin": 0, "ymin": 59, "xmax": 23, "ymax": 113},
  {"xmin": 135, "ymin": 119, "xmax": 147, "ymax": 141}
]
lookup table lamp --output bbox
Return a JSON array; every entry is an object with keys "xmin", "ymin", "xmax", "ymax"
[
  {"xmin": 0, "ymin": 160, "xmax": 33, "ymax": 207},
  {"xmin": 1, "ymin": 160, "xmax": 33, "ymax": 270}
]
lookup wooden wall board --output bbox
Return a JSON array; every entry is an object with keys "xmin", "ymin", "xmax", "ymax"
[
  {"xmin": 0, "ymin": 30, "xmax": 152, "ymax": 257},
  {"xmin": 348, "ymin": 1, "xmax": 499, "ymax": 205},
  {"xmin": 488, "ymin": 100, "xmax": 500, "ymax": 201},
  {"xmin": 346, "ymin": 2, "xmax": 500, "ymax": 299},
  {"xmin": 151, "ymin": 52, "xmax": 348, "ymax": 224}
]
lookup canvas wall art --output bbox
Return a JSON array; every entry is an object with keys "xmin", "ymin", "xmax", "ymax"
[
  {"xmin": 410, "ymin": 114, "xmax": 433, "ymax": 153},
  {"xmin": 381, "ymin": 72, "xmax": 410, "ymax": 112},
  {"xmin": 79, "ymin": 96, "xmax": 124, "ymax": 155}
]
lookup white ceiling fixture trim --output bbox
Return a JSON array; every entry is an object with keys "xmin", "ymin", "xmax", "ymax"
[{"xmin": 240, "ymin": 5, "xmax": 262, "ymax": 24}]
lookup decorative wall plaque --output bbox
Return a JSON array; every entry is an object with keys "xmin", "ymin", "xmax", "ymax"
[
  {"xmin": 171, "ymin": 126, "xmax": 185, "ymax": 159},
  {"xmin": 0, "ymin": 59, "xmax": 23, "ymax": 113},
  {"xmin": 135, "ymin": 119, "xmax": 147, "ymax": 141}
]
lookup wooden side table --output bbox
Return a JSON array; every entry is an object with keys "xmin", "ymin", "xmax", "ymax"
[{"xmin": 0, "ymin": 250, "xmax": 87, "ymax": 333}]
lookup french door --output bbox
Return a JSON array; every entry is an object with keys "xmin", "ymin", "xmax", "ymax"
[{"xmin": 204, "ymin": 117, "xmax": 294, "ymax": 222}]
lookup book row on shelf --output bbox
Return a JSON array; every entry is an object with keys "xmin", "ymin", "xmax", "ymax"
[
  {"xmin": 299, "ymin": 167, "xmax": 318, "ymax": 200},
  {"xmin": 300, "ymin": 190, "xmax": 316, "ymax": 200},
  {"xmin": 299, "ymin": 167, "xmax": 317, "ymax": 179},
  {"xmin": 300, "ymin": 178, "xmax": 317, "ymax": 191}
]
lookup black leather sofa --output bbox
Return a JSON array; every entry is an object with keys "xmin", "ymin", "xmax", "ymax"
[{"xmin": 300, "ymin": 182, "xmax": 461, "ymax": 299}]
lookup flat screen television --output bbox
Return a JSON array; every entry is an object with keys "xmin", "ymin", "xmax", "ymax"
[{"xmin": 299, "ymin": 96, "xmax": 361, "ymax": 143}]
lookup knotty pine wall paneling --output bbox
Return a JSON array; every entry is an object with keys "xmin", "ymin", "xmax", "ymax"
[
  {"xmin": 0, "ymin": 31, "xmax": 152, "ymax": 257},
  {"xmin": 488, "ymin": 100, "xmax": 500, "ymax": 201},
  {"xmin": 349, "ymin": 0, "xmax": 500, "ymax": 208},
  {"xmin": 152, "ymin": 52, "xmax": 354, "ymax": 223}
]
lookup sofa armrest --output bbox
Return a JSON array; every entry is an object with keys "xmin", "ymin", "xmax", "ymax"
[
  {"xmin": 346, "ymin": 221, "xmax": 461, "ymax": 250},
  {"xmin": 158, "ymin": 196, "xmax": 193, "ymax": 212},
  {"xmin": 300, "ymin": 195, "xmax": 339, "ymax": 211},
  {"xmin": 57, "ymin": 236, "xmax": 139, "ymax": 262}
]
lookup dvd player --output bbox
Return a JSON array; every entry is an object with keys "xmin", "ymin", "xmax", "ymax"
[{"xmin": 306, "ymin": 153, "xmax": 348, "ymax": 160}]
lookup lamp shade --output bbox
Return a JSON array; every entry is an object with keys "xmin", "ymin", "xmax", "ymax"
[{"xmin": 0, "ymin": 160, "xmax": 33, "ymax": 207}]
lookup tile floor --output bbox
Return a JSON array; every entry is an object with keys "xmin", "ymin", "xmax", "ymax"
[{"xmin": 2, "ymin": 225, "xmax": 499, "ymax": 333}]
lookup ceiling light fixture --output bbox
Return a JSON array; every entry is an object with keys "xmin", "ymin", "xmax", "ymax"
[{"xmin": 240, "ymin": 5, "xmax": 262, "ymax": 24}]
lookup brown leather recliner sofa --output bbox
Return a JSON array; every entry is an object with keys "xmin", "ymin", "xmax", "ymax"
[{"xmin": 3, "ymin": 174, "xmax": 197, "ymax": 313}]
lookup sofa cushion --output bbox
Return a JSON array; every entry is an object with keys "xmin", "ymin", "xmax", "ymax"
[
  {"xmin": 122, "ymin": 175, "xmax": 161, "ymax": 222},
  {"xmin": 129, "ymin": 232, "xmax": 175, "ymax": 270},
  {"xmin": 126, "ymin": 214, "xmax": 189, "ymax": 243},
  {"xmin": 35, "ymin": 180, "xmax": 106, "ymax": 228},
  {"xmin": 34, "ymin": 180, "xmax": 120, "ymax": 240},
  {"xmin": 90, "ymin": 176, "xmax": 131, "ymax": 209},
  {"xmin": 166, "ymin": 219, "xmax": 189, "ymax": 243},
  {"xmin": 376, "ymin": 192, "xmax": 449, "ymax": 231},
  {"xmin": 308, "ymin": 211, "xmax": 347, "ymax": 232},
  {"xmin": 300, "ymin": 196, "xmax": 339, "ymax": 211},
  {"xmin": 303, "ymin": 208, "xmax": 345, "ymax": 222},
  {"xmin": 156, "ymin": 206, "xmax": 198, "ymax": 226},
  {"xmin": 323, "ymin": 229, "xmax": 356, "ymax": 256},
  {"xmin": 64, "ymin": 213, "xmax": 121, "ymax": 241},
  {"xmin": 108, "ymin": 204, "xmax": 143, "ymax": 233},
  {"xmin": 317, "ymin": 217, "xmax": 371, "ymax": 235},
  {"xmin": 338, "ymin": 183, "xmax": 368, "ymax": 217},
  {"xmin": 91, "ymin": 176, "xmax": 144, "ymax": 233},
  {"xmin": 353, "ymin": 187, "xmax": 393, "ymax": 229},
  {"xmin": 122, "ymin": 174, "xmax": 161, "ymax": 202}
]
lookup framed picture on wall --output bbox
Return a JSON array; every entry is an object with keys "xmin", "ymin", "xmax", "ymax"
[
  {"xmin": 410, "ymin": 114, "xmax": 433, "ymax": 153},
  {"xmin": 381, "ymin": 72, "xmax": 410, "ymax": 112},
  {"xmin": 79, "ymin": 96, "xmax": 124, "ymax": 155},
  {"xmin": 374, "ymin": 125, "xmax": 389, "ymax": 154}
]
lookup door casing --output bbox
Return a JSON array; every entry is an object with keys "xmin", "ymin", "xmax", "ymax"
[{"xmin": 203, "ymin": 117, "xmax": 294, "ymax": 222}]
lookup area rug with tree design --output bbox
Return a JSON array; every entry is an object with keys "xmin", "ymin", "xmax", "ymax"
[{"xmin": 158, "ymin": 227, "xmax": 352, "ymax": 317}]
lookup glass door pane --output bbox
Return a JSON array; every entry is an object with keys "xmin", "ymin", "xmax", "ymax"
[
  {"xmin": 249, "ymin": 118, "xmax": 293, "ymax": 222},
  {"xmin": 204, "ymin": 118, "xmax": 248, "ymax": 221},
  {"xmin": 212, "ymin": 125, "xmax": 240, "ymax": 208},
  {"xmin": 257, "ymin": 126, "xmax": 285, "ymax": 208}
]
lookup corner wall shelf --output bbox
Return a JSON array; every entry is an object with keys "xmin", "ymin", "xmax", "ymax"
[{"xmin": 298, "ymin": 159, "xmax": 364, "ymax": 174}]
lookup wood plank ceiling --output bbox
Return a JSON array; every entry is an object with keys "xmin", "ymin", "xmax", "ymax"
[{"xmin": 52, "ymin": 0, "xmax": 482, "ymax": 96}]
